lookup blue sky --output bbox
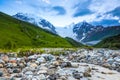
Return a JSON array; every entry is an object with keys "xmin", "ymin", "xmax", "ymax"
[{"xmin": 0, "ymin": 0, "xmax": 120, "ymax": 27}]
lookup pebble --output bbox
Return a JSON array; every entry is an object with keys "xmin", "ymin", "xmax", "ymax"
[
  {"xmin": 0, "ymin": 63, "xmax": 4, "ymax": 68},
  {"xmin": 0, "ymin": 71, "xmax": 3, "ymax": 77},
  {"xmin": 72, "ymin": 71, "xmax": 83, "ymax": 79},
  {"xmin": 2, "ymin": 55, "xmax": 9, "ymax": 62},
  {"xmin": 60, "ymin": 62, "xmax": 72, "ymax": 68}
]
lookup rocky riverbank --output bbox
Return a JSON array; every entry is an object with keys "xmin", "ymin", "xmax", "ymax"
[{"xmin": 0, "ymin": 49, "xmax": 120, "ymax": 80}]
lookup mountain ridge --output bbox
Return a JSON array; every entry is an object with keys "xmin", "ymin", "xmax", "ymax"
[{"xmin": 13, "ymin": 13, "xmax": 57, "ymax": 34}]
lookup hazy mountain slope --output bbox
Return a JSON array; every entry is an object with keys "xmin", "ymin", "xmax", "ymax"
[
  {"xmin": 95, "ymin": 34, "xmax": 120, "ymax": 49},
  {"xmin": 0, "ymin": 12, "xmax": 81, "ymax": 49}
]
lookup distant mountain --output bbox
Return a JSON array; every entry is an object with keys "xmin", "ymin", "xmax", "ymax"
[
  {"xmin": 0, "ymin": 12, "xmax": 83, "ymax": 49},
  {"xmin": 95, "ymin": 34, "xmax": 120, "ymax": 49},
  {"xmin": 57, "ymin": 21, "xmax": 120, "ymax": 45},
  {"xmin": 13, "ymin": 13, "xmax": 57, "ymax": 34},
  {"xmin": 73, "ymin": 21, "xmax": 95, "ymax": 42}
]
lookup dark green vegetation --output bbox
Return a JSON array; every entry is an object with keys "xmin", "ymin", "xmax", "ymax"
[
  {"xmin": 65, "ymin": 37, "xmax": 84, "ymax": 47},
  {"xmin": 95, "ymin": 34, "xmax": 120, "ymax": 49},
  {"xmin": 0, "ymin": 12, "xmax": 82, "ymax": 49}
]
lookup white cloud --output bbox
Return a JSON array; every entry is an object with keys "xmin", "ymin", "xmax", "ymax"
[
  {"xmin": 42, "ymin": 0, "xmax": 51, "ymax": 4},
  {"xmin": 89, "ymin": 0, "xmax": 120, "ymax": 14},
  {"xmin": 15, "ymin": 0, "xmax": 23, "ymax": 5}
]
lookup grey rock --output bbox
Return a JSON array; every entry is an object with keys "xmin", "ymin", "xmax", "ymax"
[
  {"xmin": 25, "ymin": 71, "xmax": 33, "ymax": 75},
  {"xmin": 72, "ymin": 71, "xmax": 83, "ymax": 79},
  {"xmin": 0, "ymin": 71, "xmax": 3, "ymax": 77},
  {"xmin": 60, "ymin": 62, "xmax": 72, "ymax": 68},
  {"xmin": 48, "ymin": 74, "xmax": 60, "ymax": 80},
  {"xmin": 13, "ymin": 68, "xmax": 21, "ymax": 73},
  {"xmin": 41, "ymin": 54, "xmax": 55, "ymax": 61},
  {"xmin": 37, "ymin": 57, "xmax": 46, "ymax": 63}
]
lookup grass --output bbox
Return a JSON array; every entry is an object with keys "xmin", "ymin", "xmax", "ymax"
[{"xmin": 94, "ymin": 34, "xmax": 120, "ymax": 49}]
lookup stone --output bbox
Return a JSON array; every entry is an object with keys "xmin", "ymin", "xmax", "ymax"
[
  {"xmin": 10, "ymin": 77, "xmax": 16, "ymax": 80},
  {"xmin": 114, "ymin": 57, "xmax": 120, "ymax": 62},
  {"xmin": 0, "ymin": 59, "xmax": 5, "ymax": 64},
  {"xmin": 28, "ymin": 54, "xmax": 38, "ymax": 60},
  {"xmin": 0, "ymin": 71, "xmax": 3, "ymax": 77},
  {"xmin": 12, "ymin": 63, "xmax": 18, "ymax": 68},
  {"xmin": 41, "ymin": 54, "xmax": 55, "ymax": 61},
  {"xmin": 0, "ymin": 63, "xmax": 4, "ymax": 68},
  {"xmin": 47, "ymin": 69, "xmax": 56, "ymax": 75},
  {"xmin": 83, "ymin": 71, "xmax": 91, "ymax": 77},
  {"xmin": 102, "ymin": 63, "xmax": 111, "ymax": 68},
  {"xmin": 30, "ymin": 63, "xmax": 38, "ymax": 68},
  {"xmin": 14, "ymin": 74, "xmax": 22, "ymax": 78},
  {"xmin": 53, "ymin": 61, "xmax": 60, "ymax": 66},
  {"xmin": 8, "ymin": 68, "xmax": 13, "ymax": 74},
  {"xmin": 13, "ymin": 69, "xmax": 21, "ymax": 73},
  {"xmin": 85, "ymin": 67, "xmax": 91, "ymax": 73},
  {"xmin": 2, "ymin": 55, "xmax": 9, "ymax": 62},
  {"xmin": 72, "ymin": 71, "xmax": 83, "ymax": 79},
  {"xmin": 107, "ymin": 58, "xmax": 114, "ymax": 64},
  {"xmin": 48, "ymin": 74, "xmax": 60, "ymax": 80},
  {"xmin": 18, "ymin": 63, "xmax": 25, "ymax": 68},
  {"xmin": 37, "ymin": 70, "xmax": 47, "ymax": 74},
  {"xmin": 0, "ymin": 77, "xmax": 8, "ymax": 80},
  {"xmin": 37, "ymin": 57, "xmax": 46, "ymax": 63},
  {"xmin": 38, "ymin": 74, "xmax": 46, "ymax": 80},
  {"xmin": 9, "ymin": 60, "xmax": 17, "ymax": 63},
  {"xmin": 25, "ymin": 71, "xmax": 33, "ymax": 75},
  {"xmin": 60, "ymin": 62, "xmax": 72, "ymax": 68},
  {"xmin": 6, "ymin": 63, "xmax": 13, "ymax": 68},
  {"xmin": 71, "ymin": 63, "xmax": 79, "ymax": 68}
]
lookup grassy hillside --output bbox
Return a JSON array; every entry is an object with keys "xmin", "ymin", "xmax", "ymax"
[
  {"xmin": 0, "ymin": 12, "xmax": 81, "ymax": 49},
  {"xmin": 65, "ymin": 37, "xmax": 84, "ymax": 47},
  {"xmin": 94, "ymin": 34, "xmax": 120, "ymax": 49}
]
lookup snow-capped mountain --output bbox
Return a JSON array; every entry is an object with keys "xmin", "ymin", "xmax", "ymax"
[
  {"xmin": 13, "ymin": 13, "xmax": 57, "ymax": 34},
  {"xmin": 73, "ymin": 21, "xmax": 95, "ymax": 42},
  {"xmin": 56, "ymin": 21, "xmax": 120, "ymax": 45},
  {"xmin": 56, "ymin": 21, "xmax": 96, "ymax": 42}
]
